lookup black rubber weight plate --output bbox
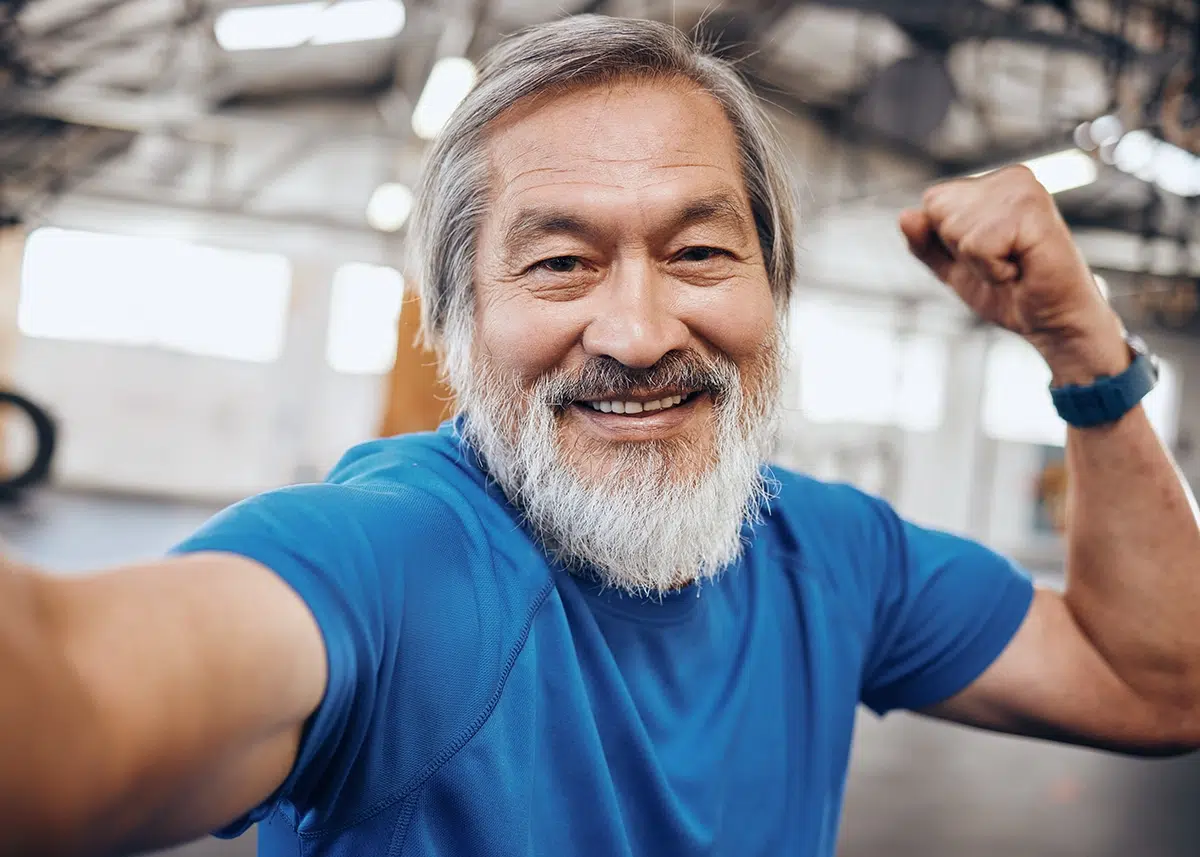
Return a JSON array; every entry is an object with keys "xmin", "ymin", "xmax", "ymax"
[{"xmin": 0, "ymin": 390, "xmax": 56, "ymax": 493}]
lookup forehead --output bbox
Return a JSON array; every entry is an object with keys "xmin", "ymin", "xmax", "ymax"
[{"xmin": 483, "ymin": 77, "xmax": 748, "ymax": 219}]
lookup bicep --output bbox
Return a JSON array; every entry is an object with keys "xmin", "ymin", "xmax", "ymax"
[
  {"xmin": 921, "ymin": 587, "xmax": 1188, "ymax": 755},
  {"xmin": 47, "ymin": 552, "xmax": 327, "ymax": 853}
]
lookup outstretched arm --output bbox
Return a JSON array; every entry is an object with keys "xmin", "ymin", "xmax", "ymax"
[
  {"xmin": 0, "ymin": 552, "xmax": 327, "ymax": 856},
  {"xmin": 900, "ymin": 166, "xmax": 1200, "ymax": 754}
]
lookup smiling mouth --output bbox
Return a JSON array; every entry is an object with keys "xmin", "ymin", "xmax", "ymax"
[{"xmin": 575, "ymin": 390, "xmax": 705, "ymax": 416}]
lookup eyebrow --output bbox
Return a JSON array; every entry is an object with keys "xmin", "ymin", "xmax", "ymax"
[
  {"xmin": 502, "ymin": 210, "xmax": 597, "ymax": 252},
  {"xmin": 673, "ymin": 191, "xmax": 752, "ymax": 238},
  {"xmin": 501, "ymin": 190, "xmax": 753, "ymax": 254}
]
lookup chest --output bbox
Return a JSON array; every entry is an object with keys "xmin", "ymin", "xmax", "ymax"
[{"xmin": 399, "ymin": 567, "xmax": 867, "ymax": 857}]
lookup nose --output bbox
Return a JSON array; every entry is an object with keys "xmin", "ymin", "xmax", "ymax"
[{"xmin": 581, "ymin": 260, "xmax": 689, "ymax": 369}]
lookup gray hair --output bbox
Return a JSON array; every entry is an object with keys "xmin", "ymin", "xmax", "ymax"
[{"xmin": 408, "ymin": 14, "xmax": 798, "ymax": 385}]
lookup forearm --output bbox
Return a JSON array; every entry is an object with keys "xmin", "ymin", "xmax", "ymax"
[
  {"xmin": 1048, "ymin": 322, "xmax": 1200, "ymax": 711},
  {"xmin": 0, "ymin": 563, "xmax": 109, "ymax": 856}
]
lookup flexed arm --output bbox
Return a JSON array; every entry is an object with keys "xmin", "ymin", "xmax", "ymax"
[{"xmin": 901, "ymin": 166, "xmax": 1200, "ymax": 755}]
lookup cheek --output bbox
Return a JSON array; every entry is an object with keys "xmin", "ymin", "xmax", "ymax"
[
  {"xmin": 475, "ymin": 292, "xmax": 582, "ymax": 382},
  {"xmin": 687, "ymin": 281, "xmax": 777, "ymax": 365}
]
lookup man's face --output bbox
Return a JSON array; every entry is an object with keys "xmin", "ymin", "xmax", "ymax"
[
  {"xmin": 462, "ymin": 77, "xmax": 782, "ymax": 593},
  {"xmin": 474, "ymin": 78, "xmax": 777, "ymax": 475}
]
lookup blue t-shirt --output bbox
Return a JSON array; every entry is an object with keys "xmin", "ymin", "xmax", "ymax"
[{"xmin": 173, "ymin": 422, "xmax": 1033, "ymax": 857}]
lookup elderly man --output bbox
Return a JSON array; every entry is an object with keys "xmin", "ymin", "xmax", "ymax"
[{"xmin": 3, "ymin": 14, "xmax": 1200, "ymax": 857}]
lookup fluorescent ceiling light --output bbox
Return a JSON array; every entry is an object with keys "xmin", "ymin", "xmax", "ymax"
[
  {"xmin": 312, "ymin": 0, "xmax": 405, "ymax": 45},
  {"xmin": 1113, "ymin": 130, "xmax": 1156, "ymax": 177},
  {"xmin": 1021, "ymin": 149, "xmax": 1098, "ymax": 195},
  {"xmin": 1087, "ymin": 114, "xmax": 1123, "ymax": 147},
  {"xmin": 971, "ymin": 149, "xmax": 1097, "ymax": 195},
  {"xmin": 366, "ymin": 182, "xmax": 414, "ymax": 232},
  {"xmin": 215, "ymin": 3, "xmax": 317, "ymax": 50},
  {"xmin": 214, "ymin": 0, "xmax": 405, "ymax": 52},
  {"xmin": 1146, "ymin": 141, "xmax": 1200, "ymax": 197},
  {"xmin": 412, "ymin": 57, "xmax": 478, "ymax": 140},
  {"xmin": 1111, "ymin": 130, "xmax": 1200, "ymax": 197}
]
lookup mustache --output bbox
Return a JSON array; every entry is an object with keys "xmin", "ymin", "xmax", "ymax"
[{"xmin": 538, "ymin": 351, "xmax": 737, "ymax": 408}]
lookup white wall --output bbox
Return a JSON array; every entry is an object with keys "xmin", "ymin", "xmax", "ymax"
[
  {"xmin": 10, "ymin": 205, "xmax": 394, "ymax": 501},
  {"xmin": 14, "ymin": 340, "xmax": 294, "ymax": 499}
]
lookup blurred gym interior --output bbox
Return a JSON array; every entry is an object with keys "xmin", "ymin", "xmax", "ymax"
[{"xmin": 3, "ymin": 0, "xmax": 1200, "ymax": 854}]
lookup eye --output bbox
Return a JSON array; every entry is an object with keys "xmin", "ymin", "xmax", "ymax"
[
  {"xmin": 532, "ymin": 256, "xmax": 582, "ymax": 274},
  {"xmin": 675, "ymin": 246, "xmax": 730, "ymax": 263}
]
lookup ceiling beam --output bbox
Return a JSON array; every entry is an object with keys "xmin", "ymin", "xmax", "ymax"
[
  {"xmin": 48, "ymin": 186, "xmax": 383, "ymax": 238},
  {"xmin": 1, "ymin": 84, "xmax": 409, "ymax": 146},
  {"xmin": 808, "ymin": 0, "xmax": 1149, "ymax": 59},
  {"xmin": 29, "ymin": 0, "xmax": 140, "ymax": 43},
  {"xmin": 227, "ymin": 130, "xmax": 329, "ymax": 208},
  {"xmin": 32, "ymin": 16, "xmax": 179, "ymax": 81}
]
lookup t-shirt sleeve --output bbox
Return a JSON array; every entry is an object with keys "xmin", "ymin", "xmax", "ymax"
[
  {"xmin": 859, "ymin": 496, "xmax": 1035, "ymax": 716},
  {"xmin": 169, "ymin": 483, "xmax": 402, "ymax": 838}
]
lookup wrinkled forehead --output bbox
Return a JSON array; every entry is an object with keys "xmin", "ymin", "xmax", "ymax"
[{"xmin": 480, "ymin": 77, "xmax": 752, "ymax": 228}]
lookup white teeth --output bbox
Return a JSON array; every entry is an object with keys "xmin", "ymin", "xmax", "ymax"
[{"xmin": 585, "ymin": 393, "xmax": 692, "ymax": 414}]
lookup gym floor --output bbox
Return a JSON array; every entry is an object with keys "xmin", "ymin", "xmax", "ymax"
[{"xmin": 11, "ymin": 490, "xmax": 1198, "ymax": 857}]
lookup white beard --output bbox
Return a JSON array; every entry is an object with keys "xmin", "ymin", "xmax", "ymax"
[{"xmin": 456, "ymin": 342, "xmax": 782, "ymax": 598}]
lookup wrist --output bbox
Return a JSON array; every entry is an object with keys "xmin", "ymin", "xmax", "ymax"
[{"xmin": 1031, "ymin": 311, "xmax": 1129, "ymax": 387}]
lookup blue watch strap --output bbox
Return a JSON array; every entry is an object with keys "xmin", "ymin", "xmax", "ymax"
[{"xmin": 1050, "ymin": 347, "xmax": 1158, "ymax": 428}]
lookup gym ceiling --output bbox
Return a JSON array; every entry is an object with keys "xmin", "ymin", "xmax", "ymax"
[{"xmin": 0, "ymin": 0, "xmax": 1196, "ymax": 296}]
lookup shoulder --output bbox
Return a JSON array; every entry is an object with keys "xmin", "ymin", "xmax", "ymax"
[
  {"xmin": 762, "ymin": 464, "xmax": 1007, "ymax": 575},
  {"xmin": 226, "ymin": 428, "xmax": 499, "ymax": 542},
  {"xmin": 756, "ymin": 466, "xmax": 928, "ymax": 629},
  {"xmin": 765, "ymin": 466, "xmax": 881, "ymax": 512},
  {"xmin": 178, "ymin": 428, "xmax": 550, "ymax": 648},
  {"xmin": 326, "ymin": 428, "xmax": 471, "ymax": 490},
  {"xmin": 324, "ymin": 430, "xmax": 550, "ymax": 587},
  {"xmin": 183, "ymin": 432, "xmax": 485, "ymax": 575},
  {"xmin": 331, "ymin": 429, "xmax": 555, "ymax": 622},
  {"xmin": 762, "ymin": 465, "xmax": 1028, "ymax": 613},
  {"xmin": 760, "ymin": 465, "xmax": 898, "ymax": 559}
]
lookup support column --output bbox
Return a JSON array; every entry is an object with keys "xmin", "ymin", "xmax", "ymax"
[
  {"xmin": 378, "ymin": 291, "xmax": 453, "ymax": 436},
  {"xmin": 0, "ymin": 227, "xmax": 24, "ymax": 381},
  {"xmin": 275, "ymin": 257, "xmax": 340, "ymax": 484},
  {"xmin": 0, "ymin": 226, "xmax": 27, "ymax": 469},
  {"xmin": 895, "ymin": 329, "xmax": 990, "ymax": 536}
]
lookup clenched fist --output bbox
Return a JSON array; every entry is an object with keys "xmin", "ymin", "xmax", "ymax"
[{"xmin": 899, "ymin": 165, "xmax": 1128, "ymax": 385}]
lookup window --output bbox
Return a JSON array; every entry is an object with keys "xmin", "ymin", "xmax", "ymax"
[
  {"xmin": 981, "ymin": 332, "xmax": 1179, "ymax": 447},
  {"xmin": 325, "ymin": 262, "xmax": 405, "ymax": 374},
  {"xmin": 793, "ymin": 297, "xmax": 947, "ymax": 431},
  {"xmin": 19, "ymin": 228, "xmax": 291, "ymax": 362}
]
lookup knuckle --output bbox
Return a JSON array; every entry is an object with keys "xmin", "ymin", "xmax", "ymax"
[
  {"xmin": 923, "ymin": 187, "xmax": 959, "ymax": 219},
  {"xmin": 1005, "ymin": 163, "xmax": 1036, "ymax": 182},
  {"xmin": 955, "ymin": 232, "xmax": 980, "ymax": 256},
  {"xmin": 957, "ymin": 232, "xmax": 992, "ymax": 261},
  {"xmin": 1008, "ymin": 166, "xmax": 1048, "ymax": 201},
  {"xmin": 941, "ymin": 210, "xmax": 973, "ymax": 238}
]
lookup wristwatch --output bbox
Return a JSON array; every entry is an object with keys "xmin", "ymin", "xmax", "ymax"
[{"xmin": 1050, "ymin": 333, "xmax": 1160, "ymax": 428}]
